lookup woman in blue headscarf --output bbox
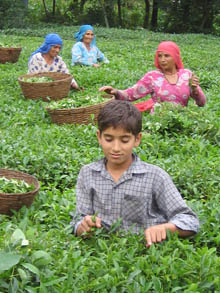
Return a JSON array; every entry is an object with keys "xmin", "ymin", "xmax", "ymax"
[
  {"xmin": 71, "ymin": 25, "xmax": 109, "ymax": 67},
  {"xmin": 28, "ymin": 33, "xmax": 80, "ymax": 89}
]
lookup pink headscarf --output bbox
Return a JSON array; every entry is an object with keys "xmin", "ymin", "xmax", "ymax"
[{"xmin": 154, "ymin": 41, "xmax": 184, "ymax": 70}]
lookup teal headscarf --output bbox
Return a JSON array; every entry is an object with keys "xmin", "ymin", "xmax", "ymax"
[{"xmin": 74, "ymin": 25, "xmax": 96, "ymax": 46}]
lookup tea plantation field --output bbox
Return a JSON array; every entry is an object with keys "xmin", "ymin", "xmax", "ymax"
[{"xmin": 0, "ymin": 24, "xmax": 220, "ymax": 292}]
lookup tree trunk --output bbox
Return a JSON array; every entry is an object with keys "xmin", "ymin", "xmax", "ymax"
[
  {"xmin": 98, "ymin": 0, "xmax": 109, "ymax": 28},
  {"xmin": 143, "ymin": 0, "xmax": 150, "ymax": 28},
  {"xmin": 20, "ymin": 0, "xmax": 28, "ymax": 8},
  {"xmin": 117, "ymin": 0, "xmax": 122, "ymax": 27},
  {"xmin": 151, "ymin": 0, "xmax": 158, "ymax": 29},
  {"xmin": 52, "ymin": 0, "xmax": 56, "ymax": 16},
  {"xmin": 200, "ymin": 0, "xmax": 214, "ymax": 31},
  {"xmin": 42, "ymin": 0, "xmax": 48, "ymax": 16},
  {"xmin": 80, "ymin": 0, "xmax": 87, "ymax": 14}
]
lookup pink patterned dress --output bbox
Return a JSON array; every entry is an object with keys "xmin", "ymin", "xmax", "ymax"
[{"xmin": 117, "ymin": 69, "xmax": 206, "ymax": 112}]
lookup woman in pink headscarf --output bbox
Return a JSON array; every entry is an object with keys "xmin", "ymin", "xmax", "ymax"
[{"xmin": 99, "ymin": 41, "xmax": 206, "ymax": 112}]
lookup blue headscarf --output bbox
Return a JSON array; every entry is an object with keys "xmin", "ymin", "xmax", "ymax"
[
  {"xmin": 74, "ymin": 25, "xmax": 96, "ymax": 46},
  {"xmin": 29, "ymin": 33, "xmax": 63, "ymax": 60}
]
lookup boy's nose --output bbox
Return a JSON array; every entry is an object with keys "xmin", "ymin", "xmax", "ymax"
[{"xmin": 112, "ymin": 140, "xmax": 120, "ymax": 152}]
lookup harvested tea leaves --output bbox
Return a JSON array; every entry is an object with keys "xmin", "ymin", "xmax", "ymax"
[
  {"xmin": 0, "ymin": 177, "xmax": 35, "ymax": 193},
  {"xmin": 48, "ymin": 94, "xmax": 107, "ymax": 109},
  {"xmin": 0, "ymin": 42, "xmax": 19, "ymax": 48},
  {"xmin": 23, "ymin": 76, "xmax": 55, "ymax": 83}
]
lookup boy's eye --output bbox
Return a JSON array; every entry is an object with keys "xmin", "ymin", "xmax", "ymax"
[{"xmin": 121, "ymin": 139, "xmax": 129, "ymax": 143}]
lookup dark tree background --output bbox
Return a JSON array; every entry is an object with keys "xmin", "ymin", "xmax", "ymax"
[{"xmin": 0, "ymin": 0, "xmax": 219, "ymax": 34}]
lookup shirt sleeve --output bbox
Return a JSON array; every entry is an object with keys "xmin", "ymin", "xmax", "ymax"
[
  {"xmin": 71, "ymin": 42, "xmax": 93, "ymax": 66},
  {"xmin": 153, "ymin": 169, "xmax": 200, "ymax": 233},
  {"xmin": 190, "ymin": 86, "xmax": 206, "ymax": 106},
  {"xmin": 28, "ymin": 54, "xmax": 42, "ymax": 74},
  {"xmin": 70, "ymin": 167, "xmax": 94, "ymax": 234},
  {"xmin": 58, "ymin": 57, "xmax": 69, "ymax": 74},
  {"xmin": 96, "ymin": 47, "xmax": 109, "ymax": 64},
  {"xmin": 117, "ymin": 72, "xmax": 153, "ymax": 101},
  {"xmin": 57, "ymin": 57, "xmax": 78, "ymax": 86}
]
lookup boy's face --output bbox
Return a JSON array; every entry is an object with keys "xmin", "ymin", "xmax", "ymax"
[{"xmin": 97, "ymin": 126, "xmax": 142, "ymax": 170}]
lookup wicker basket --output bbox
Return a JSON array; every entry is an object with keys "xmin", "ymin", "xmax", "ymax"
[
  {"xmin": 0, "ymin": 169, "xmax": 40, "ymax": 215},
  {"xmin": 46, "ymin": 98, "xmax": 114, "ymax": 125},
  {"xmin": 18, "ymin": 72, "xmax": 72, "ymax": 101},
  {"xmin": 0, "ymin": 47, "xmax": 22, "ymax": 64}
]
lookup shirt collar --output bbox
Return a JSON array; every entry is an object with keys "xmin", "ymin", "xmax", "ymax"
[{"xmin": 89, "ymin": 154, "xmax": 147, "ymax": 175}]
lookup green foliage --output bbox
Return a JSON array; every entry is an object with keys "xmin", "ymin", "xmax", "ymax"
[
  {"xmin": 159, "ymin": 0, "xmax": 220, "ymax": 34},
  {"xmin": 25, "ymin": 0, "xmax": 220, "ymax": 35},
  {"xmin": 0, "ymin": 26, "xmax": 220, "ymax": 291},
  {"xmin": 0, "ymin": 0, "xmax": 29, "ymax": 29}
]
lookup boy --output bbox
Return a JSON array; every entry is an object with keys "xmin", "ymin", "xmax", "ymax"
[{"xmin": 71, "ymin": 100, "xmax": 199, "ymax": 247}]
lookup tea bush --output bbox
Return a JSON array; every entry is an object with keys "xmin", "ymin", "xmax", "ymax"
[{"xmin": 0, "ymin": 26, "xmax": 219, "ymax": 292}]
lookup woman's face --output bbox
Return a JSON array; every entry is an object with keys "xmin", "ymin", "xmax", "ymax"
[
  {"xmin": 48, "ymin": 44, "xmax": 61, "ymax": 58},
  {"xmin": 82, "ymin": 30, "xmax": 94, "ymax": 45},
  {"xmin": 158, "ymin": 51, "xmax": 176, "ymax": 71}
]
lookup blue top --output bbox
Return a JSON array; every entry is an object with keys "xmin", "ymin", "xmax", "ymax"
[{"xmin": 71, "ymin": 42, "xmax": 109, "ymax": 66}]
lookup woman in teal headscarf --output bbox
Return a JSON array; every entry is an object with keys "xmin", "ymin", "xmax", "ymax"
[
  {"xmin": 28, "ymin": 33, "xmax": 80, "ymax": 89},
  {"xmin": 71, "ymin": 25, "xmax": 109, "ymax": 67}
]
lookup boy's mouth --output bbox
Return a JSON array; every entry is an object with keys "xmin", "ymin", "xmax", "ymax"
[{"xmin": 111, "ymin": 153, "xmax": 121, "ymax": 159}]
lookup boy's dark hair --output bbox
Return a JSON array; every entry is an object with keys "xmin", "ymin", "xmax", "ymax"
[{"xmin": 98, "ymin": 100, "xmax": 142, "ymax": 136}]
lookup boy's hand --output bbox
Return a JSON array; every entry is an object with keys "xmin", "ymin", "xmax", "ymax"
[
  {"xmin": 76, "ymin": 215, "xmax": 102, "ymax": 236},
  {"xmin": 144, "ymin": 223, "xmax": 177, "ymax": 247}
]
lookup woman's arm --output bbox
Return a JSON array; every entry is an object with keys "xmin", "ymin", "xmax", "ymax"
[
  {"xmin": 96, "ymin": 47, "xmax": 109, "ymax": 64},
  {"xmin": 116, "ymin": 73, "xmax": 154, "ymax": 102},
  {"xmin": 99, "ymin": 72, "xmax": 154, "ymax": 102},
  {"xmin": 190, "ymin": 72, "xmax": 206, "ymax": 106},
  {"xmin": 57, "ymin": 57, "xmax": 79, "ymax": 89}
]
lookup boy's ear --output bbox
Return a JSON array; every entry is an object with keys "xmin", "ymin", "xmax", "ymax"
[
  {"xmin": 97, "ymin": 129, "xmax": 101, "ymax": 144},
  {"xmin": 134, "ymin": 132, "xmax": 142, "ymax": 147}
]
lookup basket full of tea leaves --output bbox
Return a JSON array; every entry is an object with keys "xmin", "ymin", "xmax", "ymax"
[
  {"xmin": 0, "ymin": 169, "xmax": 40, "ymax": 215},
  {"xmin": 0, "ymin": 42, "xmax": 22, "ymax": 64},
  {"xmin": 46, "ymin": 94, "xmax": 114, "ymax": 125},
  {"xmin": 18, "ymin": 72, "xmax": 72, "ymax": 101}
]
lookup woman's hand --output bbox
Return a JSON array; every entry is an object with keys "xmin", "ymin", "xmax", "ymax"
[
  {"xmin": 190, "ymin": 72, "xmax": 200, "ymax": 95},
  {"xmin": 71, "ymin": 82, "xmax": 84, "ymax": 91},
  {"xmin": 99, "ymin": 86, "xmax": 119, "ymax": 98},
  {"xmin": 93, "ymin": 64, "xmax": 100, "ymax": 68}
]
